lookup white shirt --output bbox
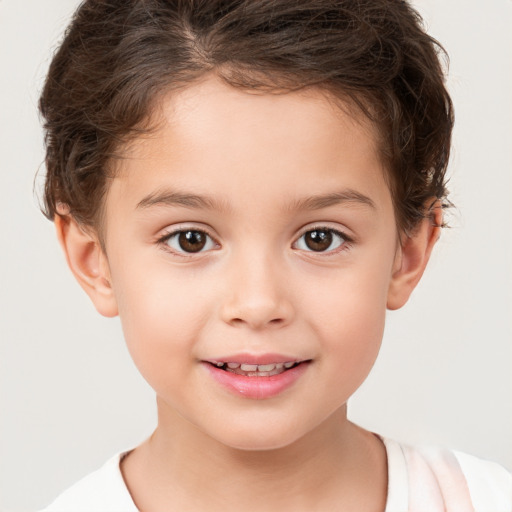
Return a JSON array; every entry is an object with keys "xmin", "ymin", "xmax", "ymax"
[{"xmin": 40, "ymin": 438, "xmax": 512, "ymax": 511}]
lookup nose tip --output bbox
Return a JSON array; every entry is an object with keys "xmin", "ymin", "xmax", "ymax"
[{"xmin": 220, "ymin": 263, "xmax": 294, "ymax": 330}]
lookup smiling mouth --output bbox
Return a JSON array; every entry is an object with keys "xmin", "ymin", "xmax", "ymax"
[{"xmin": 207, "ymin": 361, "xmax": 305, "ymax": 377}]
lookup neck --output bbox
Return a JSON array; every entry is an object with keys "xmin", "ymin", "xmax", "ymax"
[{"xmin": 121, "ymin": 402, "xmax": 387, "ymax": 511}]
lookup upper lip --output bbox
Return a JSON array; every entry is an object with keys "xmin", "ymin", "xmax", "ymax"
[{"xmin": 203, "ymin": 353, "xmax": 309, "ymax": 365}]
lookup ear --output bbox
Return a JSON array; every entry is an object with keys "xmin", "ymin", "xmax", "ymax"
[
  {"xmin": 387, "ymin": 201, "xmax": 442, "ymax": 310},
  {"xmin": 55, "ymin": 212, "xmax": 118, "ymax": 318}
]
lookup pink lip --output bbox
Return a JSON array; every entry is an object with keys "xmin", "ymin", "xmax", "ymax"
[{"xmin": 202, "ymin": 359, "xmax": 310, "ymax": 400}]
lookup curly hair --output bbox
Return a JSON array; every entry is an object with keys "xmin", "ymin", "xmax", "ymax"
[{"xmin": 39, "ymin": 0, "xmax": 453, "ymax": 234}]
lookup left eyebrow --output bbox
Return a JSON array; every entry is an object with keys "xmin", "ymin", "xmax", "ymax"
[{"xmin": 286, "ymin": 189, "xmax": 376, "ymax": 212}]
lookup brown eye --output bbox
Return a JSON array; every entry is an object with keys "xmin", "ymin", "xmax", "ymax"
[
  {"xmin": 304, "ymin": 230, "xmax": 332, "ymax": 251},
  {"xmin": 178, "ymin": 231, "xmax": 206, "ymax": 252},
  {"xmin": 164, "ymin": 230, "xmax": 215, "ymax": 254},
  {"xmin": 296, "ymin": 228, "xmax": 345, "ymax": 252}
]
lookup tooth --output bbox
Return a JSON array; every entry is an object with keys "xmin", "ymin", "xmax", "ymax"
[
  {"xmin": 227, "ymin": 362, "xmax": 240, "ymax": 369},
  {"xmin": 215, "ymin": 362, "xmax": 224, "ymax": 367},
  {"xmin": 284, "ymin": 362, "xmax": 295, "ymax": 369},
  {"xmin": 257, "ymin": 371, "xmax": 270, "ymax": 377},
  {"xmin": 269, "ymin": 368, "xmax": 283, "ymax": 376},
  {"xmin": 275, "ymin": 363, "xmax": 284, "ymax": 369},
  {"xmin": 257, "ymin": 364, "xmax": 276, "ymax": 372},
  {"xmin": 240, "ymin": 364, "xmax": 258, "ymax": 372}
]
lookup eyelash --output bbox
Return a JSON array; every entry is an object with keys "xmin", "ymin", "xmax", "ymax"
[
  {"xmin": 157, "ymin": 227, "xmax": 219, "ymax": 258},
  {"xmin": 157, "ymin": 226, "xmax": 352, "ymax": 257},
  {"xmin": 294, "ymin": 226, "xmax": 352, "ymax": 255}
]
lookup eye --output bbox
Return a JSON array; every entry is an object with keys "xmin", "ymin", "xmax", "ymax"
[
  {"xmin": 162, "ymin": 229, "xmax": 216, "ymax": 254},
  {"xmin": 295, "ymin": 228, "xmax": 346, "ymax": 253}
]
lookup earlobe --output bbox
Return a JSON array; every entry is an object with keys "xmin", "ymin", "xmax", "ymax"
[
  {"xmin": 55, "ymin": 212, "xmax": 118, "ymax": 318},
  {"xmin": 387, "ymin": 201, "xmax": 442, "ymax": 310}
]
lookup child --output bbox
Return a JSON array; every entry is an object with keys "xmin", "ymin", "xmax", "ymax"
[{"xmin": 37, "ymin": 0, "xmax": 511, "ymax": 510}]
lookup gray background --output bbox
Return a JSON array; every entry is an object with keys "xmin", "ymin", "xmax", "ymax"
[{"xmin": 1, "ymin": 0, "xmax": 511, "ymax": 510}]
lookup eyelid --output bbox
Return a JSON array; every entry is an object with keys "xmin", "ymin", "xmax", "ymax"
[
  {"xmin": 155, "ymin": 223, "xmax": 353, "ymax": 257},
  {"xmin": 293, "ymin": 224, "xmax": 353, "ymax": 254},
  {"xmin": 156, "ymin": 221, "xmax": 218, "ymax": 240},
  {"xmin": 295, "ymin": 223, "xmax": 352, "ymax": 240},
  {"xmin": 156, "ymin": 224, "xmax": 220, "ymax": 256}
]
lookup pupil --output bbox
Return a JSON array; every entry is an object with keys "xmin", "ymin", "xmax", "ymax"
[
  {"xmin": 178, "ymin": 231, "xmax": 206, "ymax": 253},
  {"xmin": 305, "ymin": 230, "xmax": 332, "ymax": 251}
]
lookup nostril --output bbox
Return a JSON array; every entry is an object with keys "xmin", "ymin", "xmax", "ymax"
[
  {"xmin": 221, "ymin": 295, "xmax": 294, "ymax": 329},
  {"xmin": 229, "ymin": 316, "xmax": 285, "ymax": 328}
]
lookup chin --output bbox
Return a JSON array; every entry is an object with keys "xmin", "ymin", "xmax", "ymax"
[{"xmin": 206, "ymin": 419, "xmax": 310, "ymax": 453}]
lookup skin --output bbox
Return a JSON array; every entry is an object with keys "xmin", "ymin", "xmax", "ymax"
[{"xmin": 56, "ymin": 76, "xmax": 440, "ymax": 511}]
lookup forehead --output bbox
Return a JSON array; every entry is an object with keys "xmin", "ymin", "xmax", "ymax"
[
  {"xmin": 107, "ymin": 76, "xmax": 391, "ymax": 219},
  {"xmin": 145, "ymin": 78, "xmax": 380, "ymax": 161}
]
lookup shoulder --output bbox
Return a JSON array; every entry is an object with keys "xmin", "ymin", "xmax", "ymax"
[
  {"xmin": 452, "ymin": 449, "xmax": 512, "ymax": 511},
  {"xmin": 38, "ymin": 452, "xmax": 138, "ymax": 512},
  {"xmin": 382, "ymin": 437, "xmax": 512, "ymax": 512}
]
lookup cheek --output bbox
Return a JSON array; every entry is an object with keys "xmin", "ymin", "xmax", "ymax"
[
  {"xmin": 321, "ymin": 291, "xmax": 386, "ymax": 366},
  {"xmin": 304, "ymin": 256, "xmax": 392, "ymax": 380},
  {"xmin": 109, "ymin": 257, "xmax": 212, "ymax": 386},
  {"xmin": 317, "ymin": 293, "xmax": 386, "ymax": 404}
]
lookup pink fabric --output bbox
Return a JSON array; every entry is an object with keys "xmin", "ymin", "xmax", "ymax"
[{"xmin": 403, "ymin": 444, "xmax": 474, "ymax": 512}]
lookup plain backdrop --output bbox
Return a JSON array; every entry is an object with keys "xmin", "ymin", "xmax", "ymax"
[{"xmin": 1, "ymin": 1, "xmax": 511, "ymax": 510}]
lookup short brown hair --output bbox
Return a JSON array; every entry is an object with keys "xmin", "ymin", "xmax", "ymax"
[{"xmin": 40, "ymin": 0, "xmax": 453, "ymax": 234}]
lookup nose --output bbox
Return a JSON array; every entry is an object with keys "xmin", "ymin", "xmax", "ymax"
[{"xmin": 219, "ymin": 250, "xmax": 294, "ymax": 330}]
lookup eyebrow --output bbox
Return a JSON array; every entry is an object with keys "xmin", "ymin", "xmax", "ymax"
[
  {"xmin": 286, "ymin": 189, "xmax": 376, "ymax": 212},
  {"xmin": 136, "ymin": 190, "xmax": 230, "ymax": 212},
  {"xmin": 136, "ymin": 188, "xmax": 376, "ymax": 212}
]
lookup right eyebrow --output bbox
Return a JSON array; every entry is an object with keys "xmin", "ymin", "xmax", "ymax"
[{"xmin": 136, "ymin": 189, "xmax": 230, "ymax": 213}]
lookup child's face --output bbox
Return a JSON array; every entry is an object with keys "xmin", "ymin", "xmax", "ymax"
[{"xmin": 97, "ymin": 77, "xmax": 402, "ymax": 450}]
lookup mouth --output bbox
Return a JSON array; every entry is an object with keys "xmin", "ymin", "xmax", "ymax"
[
  {"xmin": 206, "ymin": 360, "xmax": 304, "ymax": 377},
  {"xmin": 202, "ymin": 357, "xmax": 311, "ymax": 399}
]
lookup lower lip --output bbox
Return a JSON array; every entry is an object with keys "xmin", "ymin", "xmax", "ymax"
[{"xmin": 203, "ymin": 362, "xmax": 309, "ymax": 400}]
